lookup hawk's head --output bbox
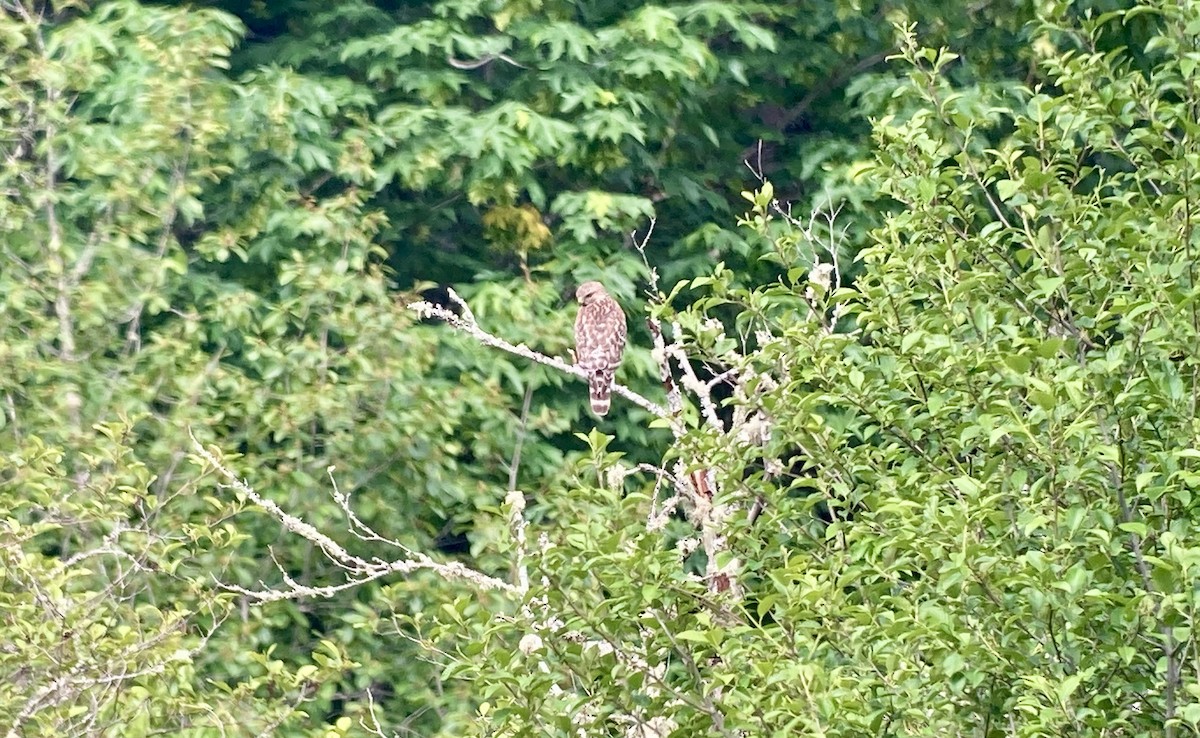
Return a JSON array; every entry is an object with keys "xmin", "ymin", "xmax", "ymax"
[{"xmin": 575, "ymin": 281, "xmax": 608, "ymax": 306}]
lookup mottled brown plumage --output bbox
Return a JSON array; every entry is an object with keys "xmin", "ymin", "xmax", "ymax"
[{"xmin": 574, "ymin": 281, "xmax": 626, "ymax": 416}]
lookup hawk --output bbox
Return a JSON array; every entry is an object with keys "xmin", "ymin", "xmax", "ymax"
[{"xmin": 574, "ymin": 281, "xmax": 626, "ymax": 416}]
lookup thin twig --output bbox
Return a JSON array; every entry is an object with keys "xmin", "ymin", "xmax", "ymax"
[
  {"xmin": 328, "ymin": 466, "xmax": 417, "ymax": 555},
  {"xmin": 632, "ymin": 220, "xmax": 684, "ymax": 416},
  {"xmin": 446, "ymin": 53, "xmax": 526, "ymax": 69}
]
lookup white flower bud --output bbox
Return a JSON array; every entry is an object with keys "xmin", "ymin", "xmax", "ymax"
[
  {"xmin": 810, "ymin": 262, "xmax": 834, "ymax": 294},
  {"xmin": 518, "ymin": 633, "xmax": 543, "ymax": 655}
]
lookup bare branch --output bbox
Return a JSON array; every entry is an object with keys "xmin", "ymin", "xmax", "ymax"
[{"xmin": 191, "ymin": 434, "xmax": 519, "ymax": 599}]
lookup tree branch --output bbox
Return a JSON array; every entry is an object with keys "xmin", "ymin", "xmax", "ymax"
[{"xmin": 409, "ymin": 289, "xmax": 678, "ymax": 428}]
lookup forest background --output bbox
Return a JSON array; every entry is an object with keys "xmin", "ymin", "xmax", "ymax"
[{"xmin": 4, "ymin": 0, "xmax": 1200, "ymax": 736}]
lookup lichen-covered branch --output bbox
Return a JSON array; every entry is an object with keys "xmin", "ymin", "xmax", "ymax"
[
  {"xmin": 191, "ymin": 436, "xmax": 520, "ymax": 600},
  {"xmin": 409, "ymin": 289, "xmax": 677, "ymax": 426}
]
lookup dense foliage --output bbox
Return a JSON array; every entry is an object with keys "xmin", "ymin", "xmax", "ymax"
[
  {"xmin": 6, "ymin": 0, "xmax": 1200, "ymax": 736},
  {"xmin": 406, "ymin": 4, "xmax": 1200, "ymax": 734},
  {"xmin": 193, "ymin": 0, "xmax": 1036, "ymax": 286}
]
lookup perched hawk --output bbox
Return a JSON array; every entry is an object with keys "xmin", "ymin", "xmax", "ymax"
[{"xmin": 573, "ymin": 281, "xmax": 626, "ymax": 416}]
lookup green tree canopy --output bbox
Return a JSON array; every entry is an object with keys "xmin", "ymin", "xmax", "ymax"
[{"xmin": 10, "ymin": 0, "xmax": 1196, "ymax": 736}]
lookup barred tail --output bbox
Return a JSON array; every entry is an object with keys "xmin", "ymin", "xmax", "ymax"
[{"xmin": 588, "ymin": 368, "xmax": 615, "ymax": 416}]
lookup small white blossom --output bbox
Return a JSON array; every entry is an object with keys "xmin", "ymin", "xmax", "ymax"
[
  {"xmin": 606, "ymin": 463, "xmax": 628, "ymax": 492},
  {"xmin": 518, "ymin": 633, "xmax": 543, "ymax": 655},
  {"xmin": 675, "ymin": 537, "xmax": 699, "ymax": 558},
  {"xmin": 736, "ymin": 412, "xmax": 772, "ymax": 446},
  {"xmin": 810, "ymin": 262, "xmax": 834, "ymax": 293},
  {"xmin": 763, "ymin": 458, "xmax": 783, "ymax": 478}
]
